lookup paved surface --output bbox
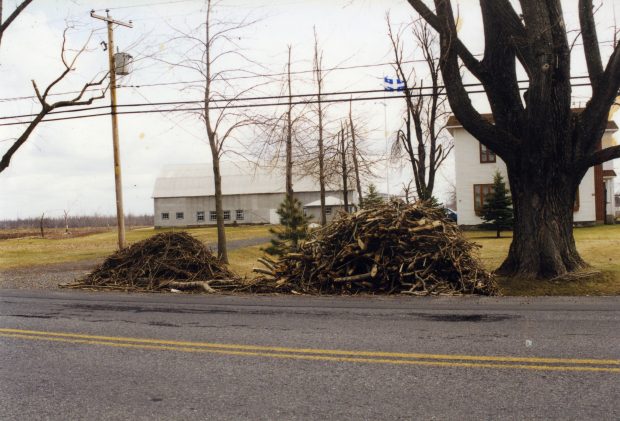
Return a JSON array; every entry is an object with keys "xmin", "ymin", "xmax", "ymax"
[{"xmin": 1, "ymin": 289, "xmax": 619, "ymax": 420}]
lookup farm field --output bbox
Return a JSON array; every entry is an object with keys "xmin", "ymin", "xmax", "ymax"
[{"xmin": 0, "ymin": 224, "xmax": 618, "ymax": 295}]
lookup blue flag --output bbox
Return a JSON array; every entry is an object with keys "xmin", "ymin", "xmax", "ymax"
[{"xmin": 383, "ymin": 76, "xmax": 405, "ymax": 92}]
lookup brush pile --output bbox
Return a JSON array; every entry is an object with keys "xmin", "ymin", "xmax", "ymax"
[
  {"xmin": 252, "ymin": 201, "xmax": 497, "ymax": 295},
  {"xmin": 63, "ymin": 232, "xmax": 240, "ymax": 292}
]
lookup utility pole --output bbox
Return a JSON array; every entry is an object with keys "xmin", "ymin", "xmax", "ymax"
[{"xmin": 90, "ymin": 9, "xmax": 132, "ymax": 249}]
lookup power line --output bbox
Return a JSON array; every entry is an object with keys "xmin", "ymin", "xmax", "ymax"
[
  {"xmin": 0, "ymin": 77, "xmax": 595, "ymax": 122},
  {"xmin": 0, "ymin": 83, "xmax": 596, "ymax": 128}
]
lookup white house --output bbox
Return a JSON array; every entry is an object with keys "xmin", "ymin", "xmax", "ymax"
[
  {"xmin": 152, "ymin": 162, "xmax": 357, "ymax": 227},
  {"xmin": 448, "ymin": 116, "xmax": 618, "ymax": 226}
]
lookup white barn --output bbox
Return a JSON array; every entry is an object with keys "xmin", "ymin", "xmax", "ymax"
[
  {"xmin": 448, "ymin": 116, "xmax": 618, "ymax": 226},
  {"xmin": 152, "ymin": 162, "xmax": 357, "ymax": 227}
]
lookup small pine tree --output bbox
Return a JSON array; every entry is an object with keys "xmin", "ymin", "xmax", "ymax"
[
  {"xmin": 264, "ymin": 195, "xmax": 311, "ymax": 256},
  {"xmin": 481, "ymin": 170, "xmax": 514, "ymax": 238},
  {"xmin": 362, "ymin": 184, "xmax": 384, "ymax": 209}
]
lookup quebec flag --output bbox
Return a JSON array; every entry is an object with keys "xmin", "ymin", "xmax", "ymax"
[{"xmin": 383, "ymin": 76, "xmax": 405, "ymax": 92}]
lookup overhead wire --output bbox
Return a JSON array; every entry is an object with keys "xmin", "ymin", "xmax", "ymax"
[{"xmin": 0, "ymin": 82, "xmax": 597, "ymax": 127}]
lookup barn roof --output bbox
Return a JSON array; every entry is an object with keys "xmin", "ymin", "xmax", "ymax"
[
  {"xmin": 304, "ymin": 196, "xmax": 347, "ymax": 207},
  {"xmin": 153, "ymin": 162, "xmax": 325, "ymax": 198}
]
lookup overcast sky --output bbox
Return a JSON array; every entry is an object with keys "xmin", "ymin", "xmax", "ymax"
[{"xmin": 1, "ymin": 0, "xmax": 618, "ymax": 220}]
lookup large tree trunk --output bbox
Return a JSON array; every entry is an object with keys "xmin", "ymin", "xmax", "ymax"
[
  {"xmin": 497, "ymin": 166, "xmax": 586, "ymax": 278},
  {"xmin": 211, "ymin": 155, "xmax": 228, "ymax": 264}
]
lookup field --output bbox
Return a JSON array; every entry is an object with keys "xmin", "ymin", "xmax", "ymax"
[
  {"xmin": 0, "ymin": 226, "xmax": 272, "ymax": 277},
  {"xmin": 0, "ymin": 224, "xmax": 619, "ymax": 295}
]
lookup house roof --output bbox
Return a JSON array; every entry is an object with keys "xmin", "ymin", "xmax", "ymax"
[
  {"xmin": 446, "ymin": 113, "xmax": 619, "ymax": 131},
  {"xmin": 304, "ymin": 196, "xmax": 347, "ymax": 207},
  {"xmin": 153, "ymin": 162, "xmax": 344, "ymax": 198}
]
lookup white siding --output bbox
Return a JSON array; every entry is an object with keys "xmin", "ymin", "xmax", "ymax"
[{"xmin": 453, "ymin": 127, "xmax": 597, "ymax": 225}]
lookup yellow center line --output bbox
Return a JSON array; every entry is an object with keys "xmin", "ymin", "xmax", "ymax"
[
  {"xmin": 1, "ymin": 332, "xmax": 619, "ymax": 373},
  {"xmin": 0, "ymin": 327, "xmax": 618, "ymax": 367}
]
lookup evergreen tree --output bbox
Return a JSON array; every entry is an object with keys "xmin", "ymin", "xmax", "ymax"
[
  {"xmin": 481, "ymin": 171, "xmax": 513, "ymax": 238},
  {"xmin": 362, "ymin": 184, "xmax": 384, "ymax": 209},
  {"xmin": 264, "ymin": 195, "xmax": 311, "ymax": 256}
]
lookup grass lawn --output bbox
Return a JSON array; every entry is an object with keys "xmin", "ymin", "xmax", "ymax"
[
  {"xmin": 464, "ymin": 225, "xmax": 620, "ymax": 296},
  {"xmin": 0, "ymin": 225, "xmax": 271, "ymax": 270},
  {"xmin": 1, "ymin": 224, "xmax": 618, "ymax": 296}
]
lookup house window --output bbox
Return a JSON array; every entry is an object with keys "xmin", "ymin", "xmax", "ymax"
[
  {"xmin": 303, "ymin": 207, "xmax": 307, "ymax": 217},
  {"xmin": 236, "ymin": 209, "xmax": 244, "ymax": 221},
  {"xmin": 161, "ymin": 212, "xmax": 169, "ymax": 220},
  {"xmin": 479, "ymin": 143, "xmax": 496, "ymax": 163},
  {"xmin": 473, "ymin": 184, "xmax": 494, "ymax": 216},
  {"xmin": 209, "ymin": 211, "xmax": 217, "ymax": 221},
  {"xmin": 197, "ymin": 211, "xmax": 205, "ymax": 222},
  {"xmin": 325, "ymin": 207, "xmax": 332, "ymax": 215},
  {"xmin": 223, "ymin": 210, "xmax": 231, "ymax": 220},
  {"xmin": 176, "ymin": 212, "xmax": 184, "ymax": 220}
]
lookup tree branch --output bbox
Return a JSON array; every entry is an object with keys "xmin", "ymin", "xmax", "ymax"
[
  {"xmin": 579, "ymin": 0, "xmax": 603, "ymax": 90},
  {"xmin": 580, "ymin": 145, "xmax": 620, "ymax": 168},
  {"xmin": 407, "ymin": 0, "xmax": 484, "ymax": 79},
  {"xmin": 0, "ymin": 0, "xmax": 32, "ymax": 43}
]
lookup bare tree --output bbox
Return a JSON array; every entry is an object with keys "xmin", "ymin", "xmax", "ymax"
[
  {"xmin": 402, "ymin": 179, "xmax": 415, "ymax": 204},
  {"xmin": 407, "ymin": 0, "xmax": 620, "ymax": 279},
  {"xmin": 338, "ymin": 121, "xmax": 350, "ymax": 212},
  {"xmin": 0, "ymin": 28, "xmax": 108, "ymax": 173},
  {"xmin": 348, "ymin": 99, "xmax": 364, "ymax": 209},
  {"xmin": 163, "ymin": 0, "xmax": 261, "ymax": 263},
  {"xmin": 313, "ymin": 27, "xmax": 328, "ymax": 225},
  {"xmin": 387, "ymin": 15, "xmax": 452, "ymax": 201}
]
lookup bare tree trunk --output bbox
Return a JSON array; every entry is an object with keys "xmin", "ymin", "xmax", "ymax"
[
  {"xmin": 498, "ymin": 166, "xmax": 585, "ymax": 278},
  {"xmin": 285, "ymin": 45, "xmax": 294, "ymax": 202},
  {"xmin": 63, "ymin": 210, "xmax": 69, "ymax": 234},
  {"xmin": 39, "ymin": 212, "xmax": 45, "ymax": 238},
  {"xmin": 349, "ymin": 99, "xmax": 363, "ymax": 209},
  {"xmin": 339, "ymin": 123, "xmax": 349, "ymax": 213},
  {"xmin": 314, "ymin": 28, "xmax": 327, "ymax": 225},
  {"xmin": 211, "ymin": 152, "xmax": 228, "ymax": 263}
]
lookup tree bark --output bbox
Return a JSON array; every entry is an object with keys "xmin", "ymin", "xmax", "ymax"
[
  {"xmin": 211, "ymin": 153, "xmax": 228, "ymax": 264},
  {"xmin": 497, "ymin": 164, "xmax": 586, "ymax": 278}
]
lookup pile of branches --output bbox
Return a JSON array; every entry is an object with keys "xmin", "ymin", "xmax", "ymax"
[
  {"xmin": 252, "ymin": 201, "xmax": 497, "ymax": 295},
  {"xmin": 63, "ymin": 232, "xmax": 240, "ymax": 292}
]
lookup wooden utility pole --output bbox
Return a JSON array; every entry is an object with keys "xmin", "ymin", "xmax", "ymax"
[{"xmin": 90, "ymin": 10, "xmax": 132, "ymax": 249}]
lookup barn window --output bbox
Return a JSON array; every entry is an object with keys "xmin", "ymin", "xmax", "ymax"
[
  {"xmin": 473, "ymin": 184, "xmax": 494, "ymax": 216},
  {"xmin": 325, "ymin": 207, "xmax": 332, "ymax": 215},
  {"xmin": 479, "ymin": 143, "xmax": 496, "ymax": 163},
  {"xmin": 209, "ymin": 211, "xmax": 216, "ymax": 221},
  {"xmin": 197, "ymin": 211, "xmax": 205, "ymax": 222},
  {"xmin": 161, "ymin": 212, "xmax": 169, "ymax": 220},
  {"xmin": 176, "ymin": 212, "xmax": 184, "ymax": 220},
  {"xmin": 236, "ymin": 209, "xmax": 244, "ymax": 220},
  {"xmin": 223, "ymin": 210, "xmax": 231, "ymax": 220}
]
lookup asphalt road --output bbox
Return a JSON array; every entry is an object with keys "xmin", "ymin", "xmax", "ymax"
[{"xmin": 1, "ymin": 289, "xmax": 619, "ymax": 420}]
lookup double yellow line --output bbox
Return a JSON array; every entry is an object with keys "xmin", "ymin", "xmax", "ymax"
[{"xmin": 1, "ymin": 328, "xmax": 619, "ymax": 373}]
